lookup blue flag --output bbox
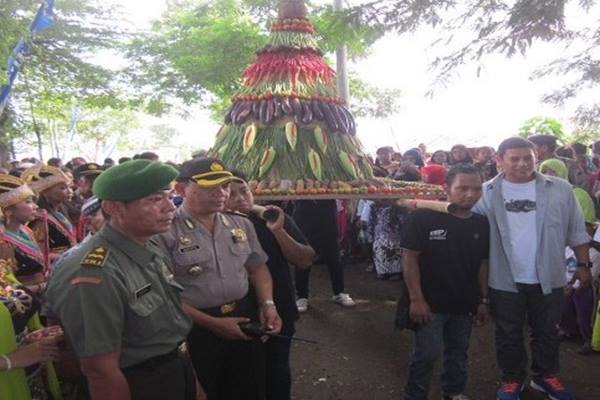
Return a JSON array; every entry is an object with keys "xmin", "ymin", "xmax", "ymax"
[{"xmin": 0, "ymin": 0, "xmax": 55, "ymax": 114}]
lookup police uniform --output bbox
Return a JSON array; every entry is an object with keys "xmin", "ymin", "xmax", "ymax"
[
  {"xmin": 156, "ymin": 208, "xmax": 268, "ymax": 400},
  {"xmin": 44, "ymin": 160, "xmax": 196, "ymax": 400},
  {"xmin": 154, "ymin": 157, "xmax": 270, "ymax": 400},
  {"xmin": 66, "ymin": 163, "xmax": 103, "ymax": 241}
]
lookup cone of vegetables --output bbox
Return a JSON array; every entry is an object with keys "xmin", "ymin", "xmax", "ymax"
[{"xmin": 209, "ymin": 0, "xmax": 374, "ymax": 194}]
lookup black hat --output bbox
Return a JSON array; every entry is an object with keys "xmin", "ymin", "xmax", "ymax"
[
  {"xmin": 73, "ymin": 163, "xmax": 103, "ymax": 180},
  {"xmin": 527, "ymin": 135, "xmax": 558, "ymax": 148},
  {"xmin": 177, "ymin": 158, "xmax": 243, "ymax": 187}
]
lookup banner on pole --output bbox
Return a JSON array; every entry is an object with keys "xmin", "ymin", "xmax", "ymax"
[{"xmin": 0, "ymin": 0, "xmax": 55, "ymax": 114}]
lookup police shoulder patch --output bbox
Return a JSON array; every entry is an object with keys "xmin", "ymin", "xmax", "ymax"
[{"xmin": 81, "ymin": 246, "xmax": 109, "ymax": 268}]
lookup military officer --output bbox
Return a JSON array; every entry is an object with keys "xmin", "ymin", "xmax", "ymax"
[
  {"xmin": 155, "ymin": 157, "xmax": 282, "ymax": 400},
  {"xmin": 44, "ymin": 160, "xmax": 202, "ymax": 400}
]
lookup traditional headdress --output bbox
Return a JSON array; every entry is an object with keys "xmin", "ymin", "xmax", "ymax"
[
  {"xmin": 21, "ymin": 164, "xmax": 71, "ymax": 194},
  {"xmin": 0, "ymin": 174, "xmax": 36, "ymax": 210}
]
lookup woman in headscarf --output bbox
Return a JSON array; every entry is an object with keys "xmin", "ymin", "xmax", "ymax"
[
  {"xmin": 22, "ymin": 166, "xmax": 75, "ymax": 265},
  {"xmin": 540, "ymin": 158, "xmax": 597, "ymax": 354}
]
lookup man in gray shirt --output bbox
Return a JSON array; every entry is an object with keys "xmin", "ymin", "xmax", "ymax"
[
  {"xmin": 473, "ymin": 137, "xmax": 591, "ymax": 400},
  {"xmin": 155, "ymin": 158, "xmax": 282, "ymax": 400}
]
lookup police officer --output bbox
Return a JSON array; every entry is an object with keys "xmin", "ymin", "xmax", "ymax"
[
  {"xmin": 155, "ymin": 157, "xmax": 282, "ymax": 400},
  {"xmin": 67, "ymin": 162, "xmax": 104, "ymax": 241},
  {"xmin": 44, "ymin": 160, "xmax": 202, "ymax": 400}
]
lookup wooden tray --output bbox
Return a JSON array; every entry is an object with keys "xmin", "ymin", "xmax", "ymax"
[{"xmin": 253, "ymin": 193, "xmax": 445, "ymax": 201}]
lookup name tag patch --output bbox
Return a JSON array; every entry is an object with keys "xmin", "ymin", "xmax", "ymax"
[
  {"xmin": 179, "ymin": 245, "xmax": 200, "ymax": 253},
  {"xmin": 135, "ymin": 284, "xmax": 152, "ymax": 299}
]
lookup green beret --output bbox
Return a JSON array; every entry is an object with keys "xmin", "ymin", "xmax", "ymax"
[{"xmin": 93, "ymin": 160, "xmax": 178, "ymax": 201}]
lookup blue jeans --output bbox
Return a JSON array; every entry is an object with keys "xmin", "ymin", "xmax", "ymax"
[{"xmin": 404, "ymin": 313, "xmax": 473, "ymax": 400}]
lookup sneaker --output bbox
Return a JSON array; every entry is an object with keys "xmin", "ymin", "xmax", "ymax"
[
  {"xmin": 296, "ymin": 298, "xmax": 309, "ymax": 313},
  {"xmin": 496, "ymin": 381, "xmax": 523, "ymax": 400},
  {"xmin": 443, "ymin": 394, "xmax": 470, "ymax": 400},
  {"xmin": 332, "ymin": 293, "xmax": 356, "ymax": 307},
  {"xmin": 530, "ymin": 376, "xmax": 573, "ymax": 400}
]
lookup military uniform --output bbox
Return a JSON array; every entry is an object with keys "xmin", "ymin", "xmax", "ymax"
[
  {"xmin": 46, "ymin": 224, "xmax": 194, "ymax": 398},
  {"xmin": 44, "ymin": 159, "xmax": 197, "ymax": 400},
  {"xmin": 155, "ymin": 207, "xmax": 269, "ymax": 400}
]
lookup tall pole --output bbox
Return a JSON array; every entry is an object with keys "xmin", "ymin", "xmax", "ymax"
[{"xmin": 334, "ymin": 0, "xmax": 349, "ymax": 105}]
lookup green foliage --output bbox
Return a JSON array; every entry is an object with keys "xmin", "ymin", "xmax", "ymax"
[
  {"xmin": 1, "ymin": 0, "xmax": 138, "ymax": 158},
  {"xmin": 348, "ymin": 75, "xmax": 400, "ymax": 118},
  {"xmin": 518, "ymin": 116, "xmax": 566, "ymax": 143},
  {"xmin": 127, "ymin": 0, "xmax": 393, "ymax": 121}
]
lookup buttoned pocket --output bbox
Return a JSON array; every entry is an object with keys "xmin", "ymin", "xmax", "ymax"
[
  {"xmin": 229, "ymin": 241, "xmax": 251, "ymax": 256},
  {"xmin": 172, "ymin": 245, "xmax": 213, "ymax": 276},
  {"xmin": 129, "ymin": 290, "xmax": 165, "ymax": 317}
]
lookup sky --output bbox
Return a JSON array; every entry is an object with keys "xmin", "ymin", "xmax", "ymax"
[{"xmin": 111, "ymin": 0, "xmax": 596, "ymax": 160}]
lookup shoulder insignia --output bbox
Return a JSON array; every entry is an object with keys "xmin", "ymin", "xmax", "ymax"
[
  {"xmin": 70, "ymin": 276, "xmax": 102, "ymax": 286},
  {"xmin": 183, "ymin": 218, "xmax": 195, "ymax": 230},
  {"xmin": 225, "ymin": 210, "xmax": 249, "ymax": 218},
  {"xmin": 81, "ymin": 246, "xmax": 109, "ymax": 268}
]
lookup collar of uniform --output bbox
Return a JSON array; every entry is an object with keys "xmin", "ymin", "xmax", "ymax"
[
  {"xmin": 176, "ymin": 207, "xmax": 229, "ymax": 236},
  {"xmin": 98, "ymin": 224, "xmax": 156, "ymax": 267}
]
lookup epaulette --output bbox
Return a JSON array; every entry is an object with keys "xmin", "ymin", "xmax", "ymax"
[
  {"xmin": 224, "ymin": 210, "xmax": 249, "ymax": 219},
  {"xmin": 81, "ymin": 246, "xmax": 109, "ymax": 268}
]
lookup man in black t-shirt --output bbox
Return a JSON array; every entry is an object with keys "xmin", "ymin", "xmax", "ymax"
[
  {"xmin": 226, "ymin": 172, "xmax": 315, "ymax": 400},
  {"xmin": 402, "ymin": 164, "xmax": 490, "ymax": 400}
]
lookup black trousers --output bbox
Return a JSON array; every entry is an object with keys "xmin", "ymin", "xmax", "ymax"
[
  {"xmin": 188, "ymin": 296, "xmax": 265, "ymax": 400},
  {"xmin": 292, "ymin": 200, "xmax": 344, "ymax": 298},
  {"xmin": 264, "ymin": 323, "xmax": 295, "ymax": 400},
  {"xmin": 123, "ymin": 350, "xmax": 197, "ymax": 400},
  {"xmin": 490, "ymin": 284, "xmax": 563, "ymax": 383}
]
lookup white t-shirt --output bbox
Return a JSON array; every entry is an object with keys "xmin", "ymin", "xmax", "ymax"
[{"xmin": 502, "ymin": 179, "xmax": 539, "ymax": 283}]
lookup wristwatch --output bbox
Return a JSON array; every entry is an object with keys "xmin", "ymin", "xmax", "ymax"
[
  {"xmin": 261, "ymin": 299, "xmax": 276, "ymax": 308},
  {"xmin": 576, "ymin": 262, "xmax": 593, "ymax": 269},
  {"xmin": 479, "ymin": 297, "xmax": 490, "ymax": 305}
]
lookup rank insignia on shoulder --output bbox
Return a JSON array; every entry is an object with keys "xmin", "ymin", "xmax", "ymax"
[
  {"xmin": 231, "ymin": 228, "xmax": 247, "ymax": 243},
  {"xmin": 184, "ymin": 218, "xmax": 195, "ymax": 230},
  {"xmin": 82, "ymin": 246, "xmax": 109, "ymax": 268}
]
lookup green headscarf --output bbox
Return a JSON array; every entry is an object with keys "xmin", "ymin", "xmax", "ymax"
[
  {"xmin": 573, "ymin": 187, "xmax": 597, "ymax": 224},
  {"xmin": 539, "ymin": 158, "xmax": 596, "ymax": 224},
  {"xmin": 539, "ymin": 158, "xmax": 568, "ymax": 180}
]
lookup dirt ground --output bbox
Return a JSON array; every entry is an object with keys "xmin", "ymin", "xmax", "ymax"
[{"xmin": 290, "ymin": 261, "xmax": 600, "ymax": 400}]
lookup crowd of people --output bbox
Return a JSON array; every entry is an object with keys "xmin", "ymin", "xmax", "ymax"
[{"xmin": 0, "ymin": 135, "xmax": 598, "ymax": 400}]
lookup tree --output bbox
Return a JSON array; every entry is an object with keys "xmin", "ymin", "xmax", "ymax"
[
  {"xmin": 518, "ymin": 116, "xmax": 566, "ymax": 142},
  {"xmin": 1, "ymin": 0, "xmax": 136, "ymax": 160},
  {"xmin": 349, "ymin": 1, "xmax": 600, "ymax": 130},
  {"xmin": 126, "ymin": 0, "xmax": 394, "ymax": 121}
]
